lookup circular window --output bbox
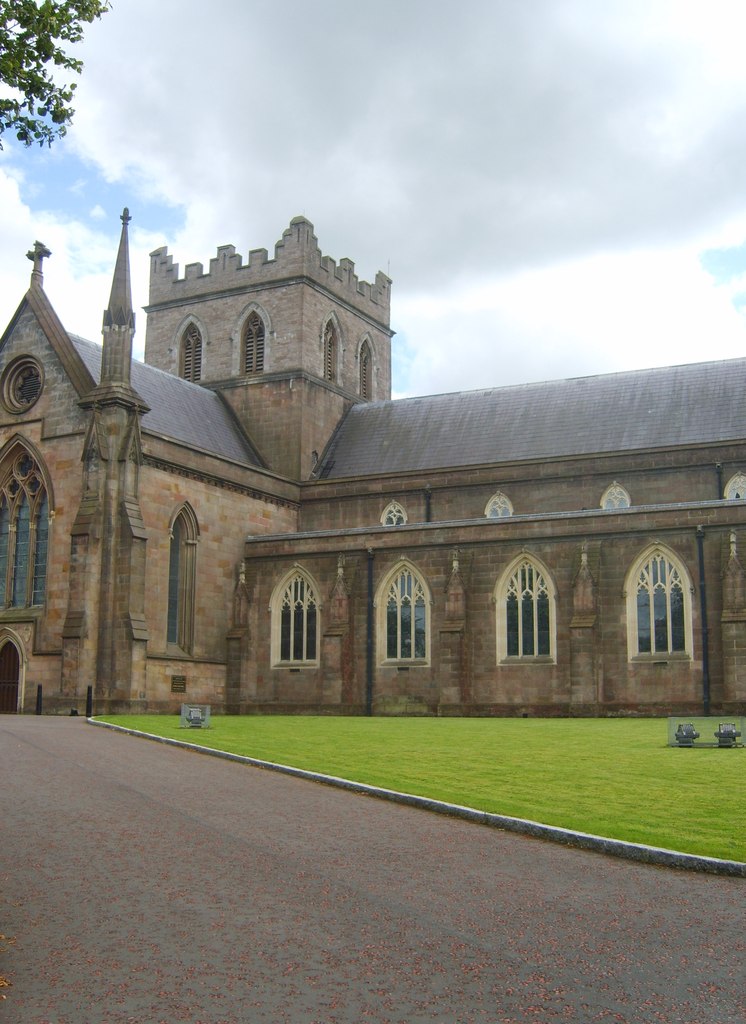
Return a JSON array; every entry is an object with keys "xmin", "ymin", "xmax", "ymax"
[{"xmin": 2, "ymin": 357, "xmax": 43, "ymax": 413}]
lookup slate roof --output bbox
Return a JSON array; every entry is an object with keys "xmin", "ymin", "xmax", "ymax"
[
  {"xmin": 70, "ymin": 335, "xmax": 262, "ymax": 467},
  {"xmin": 317, "ymin": 358, "xmax": 746, "ymax": 479}
]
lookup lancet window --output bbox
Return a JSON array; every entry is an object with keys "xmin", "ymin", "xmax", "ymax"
[
  {"xmin": 629, "ymin": 548, "xmax": 690, "ymax": 658},
  {"xmin": 272, "ymin": 570, "xmax": 318, "ymax": 664},
  {"xmin": 167, "ymin": 505, "xmax": 199, "ymax": 651},
  {"xmin": 0, "ymin": 449, "xmax": 49, "ymax": 608},
  {"xmin": 380, "ymin": 563, "xmax": 429, "ymax": 662},
  {"xmin": 497, "ymin": 557, "xmax": 555, "ymax": 661}
]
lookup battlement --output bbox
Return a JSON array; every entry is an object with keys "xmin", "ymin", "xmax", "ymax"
[{"xmin": 148, "ymin": 217, "xmax": 391, "ymax": 323}]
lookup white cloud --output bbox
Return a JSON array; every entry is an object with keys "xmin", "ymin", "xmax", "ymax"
[{"xmin": 4, "ymin": 0, "xmax": 746, "ymax": 393}]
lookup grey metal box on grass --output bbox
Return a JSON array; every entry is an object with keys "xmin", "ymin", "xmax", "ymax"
[
  {"xmin": 667, "ymin": 716, "xmax": 744, "ymax": 748},
  {"xmin": 180, "ymin": 703, "xmax": 211, "ymax": 728}
]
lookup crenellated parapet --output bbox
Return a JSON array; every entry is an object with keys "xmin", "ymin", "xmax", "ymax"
[{"xmin": 148, "ymin": 216, "xmax": 391, "ymax": 324}]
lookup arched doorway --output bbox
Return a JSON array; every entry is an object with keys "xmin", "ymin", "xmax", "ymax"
[{"xmin": 0, "ymin": 642, "xmax": 20, "ymax": 713}]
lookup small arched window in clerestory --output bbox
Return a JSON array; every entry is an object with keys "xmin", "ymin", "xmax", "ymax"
[
  {"xmin": 725, "ymin": 472, "xmax": 746, "ymax": 500},
  {"xmin": 381, "ymin": 501, "xmax": 407, "ymax": 526},
  {"xmin": 485, "ymin": 491, "xmax": 513, "ymax": 518},
  {"xmin": 243, "ymin": 312, "xmax": 265, "ymax": 374},
  {"xmin": 180, "ymin": 323, "xmax": 202, "ymax": 383},
  {"xmin": 601, "ymin": 482, "xmax": 631, "ymax": 509}
]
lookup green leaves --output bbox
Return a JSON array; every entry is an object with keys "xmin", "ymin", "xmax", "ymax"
[{"xmin": 0, "ymin": 0, "xmax": 110, "ymax": 147}]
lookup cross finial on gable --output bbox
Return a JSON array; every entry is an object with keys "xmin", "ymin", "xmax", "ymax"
[{"xmin": 26, "ymin": 240, "xmax": 52, "ymax": 287}]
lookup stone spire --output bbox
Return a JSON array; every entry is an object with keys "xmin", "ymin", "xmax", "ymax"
[{"xmin": 100, "ymin": 208, "xmax": 137, "ymax": 388}]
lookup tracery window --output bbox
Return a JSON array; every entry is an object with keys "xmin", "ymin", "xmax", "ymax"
[
  {"xmin": 628, "ymin": 548, "xmax": 690, "ymax": 658},
  {"xmin": 485, "ymin": 491, "xmax": 513, "ymax": 518},
  {"xmin": 724, "ymin": 472, "xmax": 746, "ymax": 500},
  {"xmin": 601, "ymin": 482, "xmax": 631, "ymax": 509},
  {"xmin": 380, "ymin": 563, "xmax": 429, "ymax": 663},
  {"xmin": 180, "ymin": 323, "xmax": 202, "ymax": 383},
  {"xmin": 381, "ymin": 500, "xmax": 407, "ymax": 526},
  {"xmin": 243, "ymin": 312, "xmax": 265, "ymax": 374},
  {"xmin": 167, "ymin": 505, "xmax": 198, "ymax": 651},
  {"xmin": 359, "ymin": 339, "xmax": 372, "ymax": 400},
  {"xmin": 323, "ymin": 321, "xmax": 338, "ymax": 382},
  {"xmin": 272, "ymin": 570, "xmax": 318, "ymax": 664},
  {"xmin": 1, "ymin": 357, "xmax": 43, "ymax": 413},
  {"xmin": 0, "ymin": 449, "xmax": 49, "ymax": 608},
  {"xmin": 497, "ymin": 557, "xmax": 555, "ymax": 661}
]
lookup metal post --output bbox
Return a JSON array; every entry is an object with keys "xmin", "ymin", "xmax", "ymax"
[
  {"xmin": 86, "ymin": 685, "xmax": 93, "ymax": 718},
  {"xmin": 35, "ymin": 684, "xmax": 42, "ymax": 715}
]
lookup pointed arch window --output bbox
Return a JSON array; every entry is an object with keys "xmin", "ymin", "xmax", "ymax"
[
  {"xmin": 272, "ymin": 570, "xmax": 319, "ymax": 665},
  {"xmin": 323, "ymin": 321, "xmax": 338, "ymax": 382},
  {"xmin": 359, "ymin": 340, "xmax": 372, "ymax": 400},
  {"xmin": 381, "ymin": 501, "xmax": 407, "ymax": 526},
  {"xmin": 0, "ymin": 449, "xmax": 49, "ymax": 609},
  {"xmin": 378, "ymin": 562, "xmax": 430, "ymax": 663},
  {"xmin": 627, "ymin": 548, "xmax": 691, "ymax": 658},
  {"xmin": 180, "ymin": 323, "xmax": 202, "ymax": 383},
  {"xmin": 725, "ymin": 472, "xmax": 746, "ymax": 500},
  {"xmin": 601, "ymin": 482, "xmax": 631, "ymax": 509},
  {"xmin": 243, "ymin": 312, "xmax": 265, "ymax": 374},
  {"xmin": 497, "ymin": 557, "xmax": 555, "ymax": 661},
  {"xmin": 167, "ymin": 506, "xmax": 198, "ymax": 651},
  {"xmin": 485, "ymin": 491, "xmax": 513, "ymax": 518}
]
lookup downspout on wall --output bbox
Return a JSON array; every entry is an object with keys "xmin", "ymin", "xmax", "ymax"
[
  {"xmin": 366, "ymin": 548, "xmax": 374, "ymax": 716},
  {"xmin": 696, "ymin": 525, "xmax": 711, "ymax": 716}
]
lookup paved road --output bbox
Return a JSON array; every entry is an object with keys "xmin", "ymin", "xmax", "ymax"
[{"xmin": 1, "ymin": 717, "xmax": 743, "ymax": 1024}]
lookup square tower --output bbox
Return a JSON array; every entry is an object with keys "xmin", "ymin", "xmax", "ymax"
[{"xmin": 143, "ymin": 217, "xmax": 392, "ymax": 479}]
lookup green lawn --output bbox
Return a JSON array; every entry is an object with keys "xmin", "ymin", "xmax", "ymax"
[{"xmin": 98, "ymin": 715, "xmax": 745, "ymax": 862}]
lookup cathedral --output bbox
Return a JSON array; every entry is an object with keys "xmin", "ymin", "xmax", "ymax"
[{"xmin": 1, "ymin": 211, "xmax": 745, "ymax": 717}]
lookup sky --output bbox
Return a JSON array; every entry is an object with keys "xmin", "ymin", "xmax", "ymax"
[{"xmin": 3, "ymin": 0, "xmax": 746, "ymax": 398}]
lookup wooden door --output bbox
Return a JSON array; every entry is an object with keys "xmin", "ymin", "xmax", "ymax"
[{"xmin": 0, "ymin": 643, "xmax": 20, "ymax": 714}]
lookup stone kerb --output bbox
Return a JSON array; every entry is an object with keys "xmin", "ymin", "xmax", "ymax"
[{"xmin": 147, "ymin": 218, "xmax": 391, "ymax": 323}]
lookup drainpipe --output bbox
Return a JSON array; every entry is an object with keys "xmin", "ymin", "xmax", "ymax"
[
  {"xmin": 696, "ymin": 526, "xmax": 711, "ymax": 716},
  {"xmin": 715, "ymin": 463, "xmax": 723, "ymax": 500},
  {"xmin": 424, "ymin": 484, "xmax": 432, "ymax": 523},
  {"xmin": 366, "ymin": 548, "xmax": 374, "ymax": 716}
]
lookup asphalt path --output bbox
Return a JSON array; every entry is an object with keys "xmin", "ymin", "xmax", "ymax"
[{"xmin": 1, "ymin": 717, "xmax": 743, "ymax": 1024}]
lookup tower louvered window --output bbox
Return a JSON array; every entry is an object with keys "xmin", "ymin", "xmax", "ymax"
[
  {"xmin": 359, "ymin": 340, "xmax": 371, "ymax": 400},
  {"xmin": 180, "ymin": 324, "xmax": 202, "ymax": 383},
  {"xmin": 324, "ymin": 321, "xmax": 337, "ymax": 382},
  {"xmin": 0, "ymin": 450, "xmax": 49, "ymax": 608},
  {"xmin": 244, "ymin": 313, "xmax": 265, "ymax": 374}
]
